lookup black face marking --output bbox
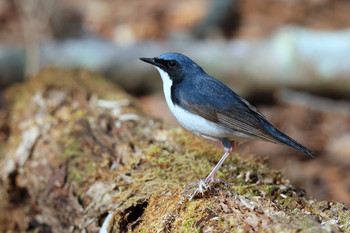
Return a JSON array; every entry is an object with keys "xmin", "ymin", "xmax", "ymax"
[
  {"xmin": 153, "ymin": 58, "xmax": 167, "ymax": 68},
  {"xmin": 170, "ymin": 83, "xmax": 180, "ymax": 106},
  {"xmin": 153, "ymin": 58, "xmax": 178, "ymax": 70}
]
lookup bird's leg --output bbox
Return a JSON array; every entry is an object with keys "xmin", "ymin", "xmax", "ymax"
[
  {"xmin": 184, "ymin": 140, "xmax": 236, "ymax": 192},
  {"xmin": 204, "ymin": 141, "xmax": 235, "ymax": 183}
]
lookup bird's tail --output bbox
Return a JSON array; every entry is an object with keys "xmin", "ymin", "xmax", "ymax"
[{"xmin": 260, "ymin": 119, "xmax": 314, "ymax": 158}]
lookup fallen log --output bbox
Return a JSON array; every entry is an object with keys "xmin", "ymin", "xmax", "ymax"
[
  {"xmin": 2, "ymin": 26, "xmax": 350, "ymax": 98},
  {"xmin": 0, "ymin": 68, "xmax": 348, "ymax": 232}
]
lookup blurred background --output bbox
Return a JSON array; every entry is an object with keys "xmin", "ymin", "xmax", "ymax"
[{"xmin": 0, "ymin": 0, "xmax": 349, "ymax": 204}]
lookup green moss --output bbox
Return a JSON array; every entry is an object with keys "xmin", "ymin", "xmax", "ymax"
[
  {"xmin": 139, "ymin": 140, "xmax": 214, "ymax": 188},
  {"xmin": 73, "ymin": 109, "xmax": 88, "ymax": 119},
  {"xmin": 60, "ymin": 136, "xmax": 83, "ymax": 160},
  {"xmin": 4, "ymin": 68, "xmax": 137, "ymax": 132},
  {"xmin": 67, "ymin": 164, "xmax": 84, "ymax": 184},
  {"xmin": 181, "ymin": 217, "xmax": 197, "ymax": 232},
  {"xmin": 231, "ymin": 184, "xmax": 278, "ymax": 197},
  {"xmin": 84, "ymin": 162, "xmax": 97, "ymax": 172},
  {"xmin": 145, "ymin": 144, "xmax": 164, "ymax": 158},
  {"xmin": 178, "ymin": 199, "xmax": 210, "ymax": 232},
  {"xmin": 260, "ymin": 185, "xmax": 279, "ymax": 195},
  {"xmin": 310, "ymin": 201, "xmax": 350, "ymax": 232},
  {"xmin": 59, "ymin": 132, "xmax": 96, "ymax": 185},
  {"xmin": 279, "ymin": 196, "xmax": 293, "ymax": 207},
  {"xmin": 339, "ymin": 215, "xmax": 350, "ymax": 229},
  {"xmin": 229, "ymin": 217, "xmax": 236, "ymax": 227}
]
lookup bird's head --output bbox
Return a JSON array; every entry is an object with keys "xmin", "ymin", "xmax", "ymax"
[{"xmin": 140, "ymin": 52, "xmax": 203, "ymax": 82}]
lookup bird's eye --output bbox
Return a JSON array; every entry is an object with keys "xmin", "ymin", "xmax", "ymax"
[{"xmin": 168, "ymin": 60, "xmax": 177, "ymax": 68}]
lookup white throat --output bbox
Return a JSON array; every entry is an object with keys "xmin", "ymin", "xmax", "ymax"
[{"xmin": 155, "ymin": 67, "xmax": 174, "ymax": 109}]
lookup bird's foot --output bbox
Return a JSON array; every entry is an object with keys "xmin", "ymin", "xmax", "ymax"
[
  {"xmin": 183, "ymin": 178, "xmax": 225, "ymax": 200},
  {"xmin": 183, "ymin": 179, "xmax": 209, "ymax": 200}
]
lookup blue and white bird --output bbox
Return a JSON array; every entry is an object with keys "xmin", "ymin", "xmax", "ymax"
[{"xmin": 140, "ymin": 52, "xmax": 313, "ymax": 186}]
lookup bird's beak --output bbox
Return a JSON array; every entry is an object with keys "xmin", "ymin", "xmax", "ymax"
[
  {"xmin": 139, "ymin": 57, "xmax": 157, "ymax": 66},
  {"xmin": 139, "ymin": 57, "xmax": 166, "ymax": 69}
]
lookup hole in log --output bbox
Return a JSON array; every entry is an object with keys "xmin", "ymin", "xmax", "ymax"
[
  {"xmin": 118, "ymin": 199, "xmax": 149, "ymax": 232},
  {"xmin": 8, "ymin": 171, "xmax": 30, "ymax": 205},
  {"xmin": 27, "ymin": 219, "xmax": 52, "ymax": 233},
  {"xmin": 98, "ymin": 212, "xmax": 109, "ymax": 227}
]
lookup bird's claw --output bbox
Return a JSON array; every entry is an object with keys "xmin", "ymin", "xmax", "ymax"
[{"xmin": 183, "ymin": 178, "xmax": 226, "ymax": 200}]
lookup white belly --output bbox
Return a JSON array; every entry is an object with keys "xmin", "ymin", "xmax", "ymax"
[
  {"xmin": 169, "ymin": 103, "xmax": 235, "ymax": 141},
  {"xmin": 156, "ymin": 67, "xmax": 253, "ymax": 142}
]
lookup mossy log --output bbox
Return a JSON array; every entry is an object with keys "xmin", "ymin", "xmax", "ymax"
[{"xmin": 0, "ymin": 68, "xmax": 349, "ymax": 232}]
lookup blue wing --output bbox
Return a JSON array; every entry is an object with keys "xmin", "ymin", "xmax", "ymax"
[
  {"xmin": 173, "ymin": 74, "xmax": 313, "ymax": 157},
  {"xmin": 172, "ymin": 74, "xmax": 277, "ymax": 142}
]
